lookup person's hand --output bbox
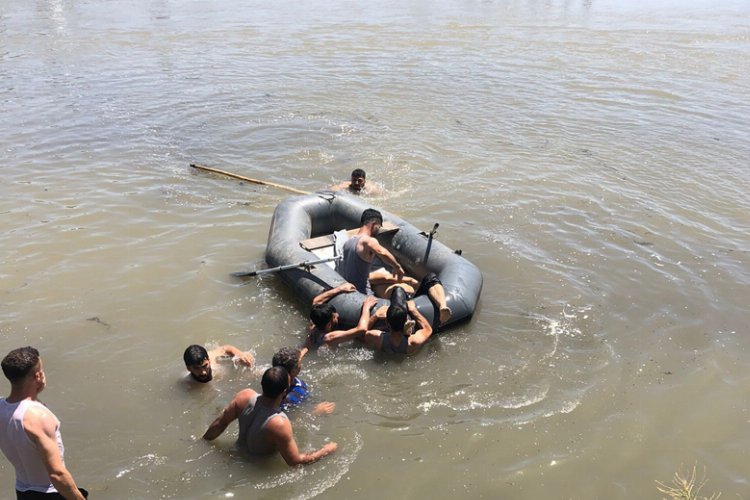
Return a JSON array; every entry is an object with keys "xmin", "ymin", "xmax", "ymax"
[
  {"xmin": 313, "ymin": 402, "xmax": 336, "ymax": 415},
  {"xmin": 363, "ymin": 295, "xmax": 378, "ymax": 310},
  {"xmin": 404, "ymin": 276, "xmax": 419, "ymax": 287},
  {"xmin": 236, "ymin": 352, "xmax": 254, "ymax": 367},
  {"xmin": 394, "ymin": 265, "xmax": 405, "ymax": 281},
  {"xmin": 322, "ymin": 442, "xmax": 338, "ymax": 454},
  {"xmin": 338, "ymin": 283, "xmax": 357, "ymax": 293},
  {"xmin": 374, "ymin": 305, "xmax": 388, "ymax": 320}
]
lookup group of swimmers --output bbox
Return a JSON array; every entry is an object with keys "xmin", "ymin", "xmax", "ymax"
[
  {"xmin": 0, "ymin": 170, "xmax": 452, "ymax": 497},
  {"xmin": 189, "ymin": 170, "xmax": 454, "ymax": 467}
]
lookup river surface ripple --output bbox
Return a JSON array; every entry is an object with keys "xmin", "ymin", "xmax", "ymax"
[{"xmin": 1, "ymin": 1, "xmax": 749, "ymax": 498}]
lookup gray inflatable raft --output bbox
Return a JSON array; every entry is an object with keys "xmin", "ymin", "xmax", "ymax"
[{"xmin": 264, "ymin": 192, "xmax": 482, "ymax": 330}]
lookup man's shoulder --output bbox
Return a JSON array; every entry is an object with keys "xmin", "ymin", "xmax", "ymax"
[
  {"xmin": 233, "ymin": 388, "xmax": 257, "ymax": 407},
  {"xmin": 22, "ymin": 401, "xmax": 58, "ymax": 434},
  {"xmin": 23, "ymin": 399, "xmax": 52, "ymax": 414},
  {"xmin": 263, "ymin": 411, "xmax": 292, "ymax": 435}
]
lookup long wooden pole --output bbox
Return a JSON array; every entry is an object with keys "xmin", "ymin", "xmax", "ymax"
[{"xmin": 190, "ymin": 163, "xmax": 310, "ymax": 195}]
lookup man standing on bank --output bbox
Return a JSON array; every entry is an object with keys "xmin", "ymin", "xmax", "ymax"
[{"xmin": 0, "ymin": 347, "xmax": 87, "ymax": 499}]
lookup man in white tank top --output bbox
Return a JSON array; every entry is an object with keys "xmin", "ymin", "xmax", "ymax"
[{"xmin": 0, "ymin": 346, "xmax": 87, "ymax": 499}]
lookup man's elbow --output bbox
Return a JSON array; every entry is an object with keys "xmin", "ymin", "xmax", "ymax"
[
  {"xmin": 48, "ymin": 468, "xmax": 73, "ymax": 487},
  {"xmin": 283, "ymin": 455, "xmax": 307, "ymax": 466},
  {"xmin": 202, "ymin": 425, "xmax": 223, "ymax": 441}
]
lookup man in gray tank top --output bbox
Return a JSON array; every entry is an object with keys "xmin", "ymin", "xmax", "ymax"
[
  {"xmin": 202, "ymin": 366, "xmax": 337, "ymax": 466},
  {"xmin": 340, "ymin": 209, "xmax": 405, "ymax": 294},
  {"xmin": 360, "ymin": 299, "xmax": 434, "ymax": 356},
  {"xmin": 340, "ymin": 209, "xmax": 452, "ymax": 325}
]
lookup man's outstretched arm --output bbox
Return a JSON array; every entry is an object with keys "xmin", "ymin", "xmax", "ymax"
[
  {"xmin": 266, "ymin": 416, "xmax": 338, "ymax": 466},
  {"xmin": 362, "ymin": 238, "xmax": 404, "ymax": 279},
  {"xmin": 312, "ymin": 282, "xmax": 356, "ymax": 306},
  {"xmin": 322, "ymin": 295, "xmax": 378, "ymax": 346},
  {"xmin": 203, "ymin": 389, "xmax": 255, "ymax": 440}
]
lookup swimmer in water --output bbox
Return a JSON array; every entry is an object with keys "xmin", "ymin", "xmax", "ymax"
[
  {"xmin": 272, "ymin": 346, "xmax": 336, "ymax": 416},
  {"xmin": 361, "ymin": 299, "xmax": 434, "ymax": 356},
  {"xmin": 306, "ymin": 283, "xmax": 378, "ymax": 350},
  {"xmin": 331, "ymin": 168, "xmax": 383, "ymax": 195},
  {"xmin": 202, "ymin": 366, "xmax": 338, "ymax": 465},
  {"xmin": 182, "ymin": 344, "xmax": 254, "ymax": 384}
]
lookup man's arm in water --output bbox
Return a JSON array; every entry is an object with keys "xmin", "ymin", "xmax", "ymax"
[
  {"xmin": 265, "ymin": 415, "xmax": 338, "ymax": 466},
  {"xmin": 329, "ymin": 180, "xmax": 350, "ymax": 191},
  {"xmin": 209, "ymin": 345, "xmax": 254, "ymax": 367},
  {"xmin": 202, "ymin": 388, "xmax": 256, "ymax": 440}
]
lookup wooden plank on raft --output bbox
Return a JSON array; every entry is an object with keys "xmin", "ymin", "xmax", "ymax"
[{"xmin": 300, "ymin": 221, "xmax": 399, "ymax": 251}]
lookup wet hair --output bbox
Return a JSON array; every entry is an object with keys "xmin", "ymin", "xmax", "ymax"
[
  {"xmin": 386, "ymin": 304, "xmax": 408, "ymax": 332},
  {"xmin": 1, "ymin": 346, "xmax": 40, "ymax": 383},
  {"xmin": 361, "ymin": 208, "xmax": 383, "ymax": 226},
  {"xmin": 261, "ymin": 366, "xmax": 290, "ymax": 398},
  {"xmin": 183, "ymin": 345, "xmax": 209, "ymax": 367},
  {"xmin": 310, "ymin": 303, "xmax": 336, "ymax": 330},
  {"xmin": 351, "ymin": 168, "xmax": 366, "ymax": 179},
  {"xmin": 272, "ymin": 347, "xmax": 301, "ymax": 374}
]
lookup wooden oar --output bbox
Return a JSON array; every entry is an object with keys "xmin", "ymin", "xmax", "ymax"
[
  {"xmin": 190, "ymin": 163, "xmax": 310, "ymax": 195},
  {"xmin": 232, "ymin": 255, "xmax": 342, "ymax": 278}
]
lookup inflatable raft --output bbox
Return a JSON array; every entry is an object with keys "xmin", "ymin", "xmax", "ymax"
[{"xmin": 264, "ymin": 192, "xmax": 482, "ymax": 330}]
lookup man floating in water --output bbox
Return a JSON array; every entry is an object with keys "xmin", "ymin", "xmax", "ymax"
[
  {"xmin": 361, "ymin": 297, "xmax": 434, "ymax": 356},
  {"xmin": 306, "ymin": 284, "xmax": 378, "ymax": 350},
  {"xmin": 331, "ymin": 168, "xmax": 383, "ymax": 195},
  {"xmin": 182, "ymin": 344, "xmax": 254, "ymax": 384}
]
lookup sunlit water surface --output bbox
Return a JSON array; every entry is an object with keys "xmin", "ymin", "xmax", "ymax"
[{"xmin": 1, "ymin": 0, "xmax": 749, "ymax": 498}]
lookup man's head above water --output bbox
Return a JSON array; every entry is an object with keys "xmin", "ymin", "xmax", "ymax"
[
  {"xmin": 349, "ymin": 169, "xmax": 366, "ymax": 192},
  {"xmin": 183, "ymin": 344, "xmax": 212, "ymax": 383}
]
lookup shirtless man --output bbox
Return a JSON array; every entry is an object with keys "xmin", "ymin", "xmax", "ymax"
[
  {"xmin": 340, "ymin": 208, "xmax": 451, "ymax": 324},
  {"xmin": 331, "ymin": 169, "xmax": 382, "ymax": 195},
  {"xmin": 202, "ymin": 366, "xmax": 337, "ymax": 466},
  {"xmin": 182, "ymin": 344, "xmax": 254, "ymax": 384},
  {"xmin": 0, "ymin": 347, "xmax": 88, "ymax": 499},
  {"xmin": 361, "ymin": 300, "xmax": 434, "ymax": 356},
  {"xmin": 306, "ymin": 283, "xmax": 378, "ymax": 349}
]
